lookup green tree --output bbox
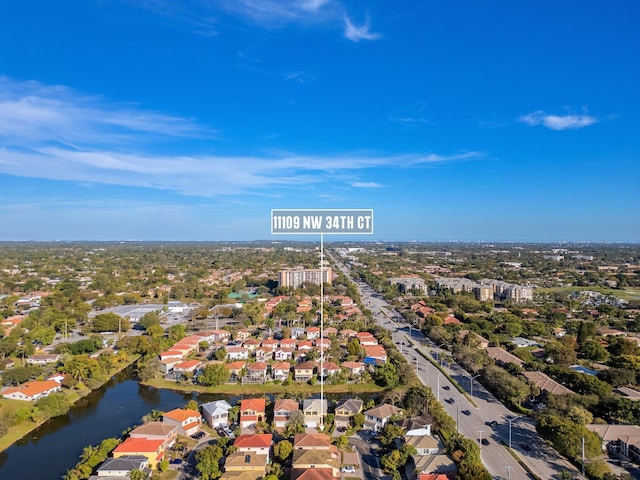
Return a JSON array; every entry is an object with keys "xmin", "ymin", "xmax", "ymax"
[
  {"xmin": 195, "ymin": 444, "xmax": 224, "ymax": 480},
  {"xmin": 274, "ymin": 439, "xmax": 293, "ymax": 461},
  {"xmin": 198, "ymin": 364, "xmax": 230, "ymax": 387}
]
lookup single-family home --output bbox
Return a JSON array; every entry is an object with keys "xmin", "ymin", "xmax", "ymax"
[
  {"xmin": 162, "ymin": 408, "xmax": 202, "ymax": 437},
  {"xmin": 364, "ymin": 404, "xmax": 403, "ymax": 432},
  {"xmin": 294, "ymin": 361, "xmax": 316, "ymax": 382},
  {"xmin": 233, "ymin": 433, "xmax": 273, "ymax": 461},
  {"xmin": 96, "ymin": 455, "xmax": 150, "ymax": 477},
  {"xmin": 404, "ymin": 435, "xmax": 440, "ymax": 455},
  {"xmin": 201, "ymin": 400, "xmax": 233, "ymax": 428},
  {"xmin": 302, "ymin": 398, "xmax": 327, "ymax": 428},
  {"xmin": 293, "ymin": 433, "xmax": 332, "ymax": 450},
  {"xmin": 291, "ymin": 448, "xmax": 340, "ymax": 478},
  {"xmin": 26, "ymin": 353, "xmax": 61, "ymax": 365},
  {"xmin": 2, "ymin": 380, "xmax": 61, "ymax": 401},
  {"xmin": 334, "ymin": 399, "xmax": 363, "ymax": 429},
  {"xmin": 226, "ymin": 346, "xmax": 250, "ymax": 361},
  {"xmin": 291, "ymin": 327, "xmax": 305, "ymax": 339},
  {"xmin": 273, "ymin": 399, "xmax": 300, "ymax": 429},
  {"xmin": 245, "ymin": 362, "xmax": 268, "ymax": 383},
  {"xmin": 341, "ymin": 361, "xmax": 365, "ymax": 377},
  {"xmin": 129, "ymin": 422, "xmax": 178, "ymax": 449},
  {"xmin": 226, "ymin": 361, "xmax": 246, "ymax": 381},
  {"xmin": 270, "ymin": 362, "xmax": 291, "ymax": 381},
  {"xmin": 112, "ymin": 438, "xmax": 165, "ymax": 469},
  {"xmin": 274, "ymin": 347, "xmax": 295, "ymax": 362},
  {"xmin": 239, "ymin": 398, "xmax": 266, "ymax": 429},
  {"xmin": 224, "ymin": 451, "xmax": 268, "ymax": 475}
]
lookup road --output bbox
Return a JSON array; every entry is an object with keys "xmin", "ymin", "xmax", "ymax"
[{"xmin": 331, "ymin": 254, "xmax": 582, "ymax": 480}]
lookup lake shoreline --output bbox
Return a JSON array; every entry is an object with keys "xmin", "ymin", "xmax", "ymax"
[{"xmin": 0, "ymin": 354, "xmax": 139, "ymax": 453}]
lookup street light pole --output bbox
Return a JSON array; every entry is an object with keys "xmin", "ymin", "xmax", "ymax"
[
  {"xmin": 456, "ymin": 402, "xmax": 459, "ymax": 433},
  {"xmin": 469, "ymin": 373, "xmax": 480, "ymax": 398},
  {"xmin": 505, "ymin": 465, "xmax": 513, "ymax": 480},
  {"xmin": 478, "ymin": 430, "xmax": 485, "ymax": 451},
  {"xmin": 502, "ymin": 415, "xmax": 518, "ymax": 451}
]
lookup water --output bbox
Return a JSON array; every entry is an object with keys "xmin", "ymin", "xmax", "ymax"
[
  {"xmin": 0, "ymin": 368, "xmax": 379, "ymax": 479},
  {"xmin": 0, "ymin": 368, "xmax": 194, "ymax": 479}
]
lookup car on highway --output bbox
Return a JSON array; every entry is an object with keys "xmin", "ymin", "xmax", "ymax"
[
  {"xmin": 461, "ymin": 409, "xmax": 471, "ymax": 416},
  {"xmin": 442, "ymin": 385, "xmax": 450, "ymax": 390},
  {"xmin": 481, "ymin": 438, "xmax": 490, "ymax": 446},
  {"xmin": 521, "ymin": 443, "xmax": 531, "ymax": 451}
]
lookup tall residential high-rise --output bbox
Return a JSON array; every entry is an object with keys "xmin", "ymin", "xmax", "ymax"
[{"xmin": 277, "ymin": 268, "xmax": 332, "ymax": 289}]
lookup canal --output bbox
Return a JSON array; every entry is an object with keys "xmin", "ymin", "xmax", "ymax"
[{"xmin": 0, "ymin": 367, "xmax": 198, "ymax": 479}]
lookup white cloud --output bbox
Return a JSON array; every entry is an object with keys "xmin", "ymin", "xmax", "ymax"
[
  {"xmin": 0, "ymin": 76, "xmax": 212, "ymax": 147},
  {"xmin": 519, "ymin": 110, "xmax": 598, "ymax": 130},
  {"xmin": 351, "ymin": 181, "xmax": 383, "ymax": 188},
  {"xmin": 217, "ymin": 0, "xmax": 335, "ymax": 26},
  {"xmin": 0, "ymin": 77, "xmax": 483, "ymax": 197},
  {"xmin": 343, "ymin": 16, "xmax": 381, "ymax": 42}
]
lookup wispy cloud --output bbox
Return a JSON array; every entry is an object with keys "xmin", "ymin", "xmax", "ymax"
[
  {"xmin": 343, "ymin": 16, "xmax": 381, "ymax": 42},
  {"xmin": 519, "ymin": 109, "xmax": 598, "ymax": 130},
  {"xmin": 0, "ymin": 76, "xmax": 212, "ymax": 147},
  {"xmin": 0, "ymin": 78, "xmax": 483, "ymax": 197},
  {"xmin": 217, "ymin": 0, "xmax": 335, "ymax": 27},
  {"xmin": 351, "ymin": 181, "xmax": 383, "ymax": 188}
]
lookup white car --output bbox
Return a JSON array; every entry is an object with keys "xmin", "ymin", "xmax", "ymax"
[{"xmin": 341, "ymin": 466, "xmax": 356, "ymax": 474}]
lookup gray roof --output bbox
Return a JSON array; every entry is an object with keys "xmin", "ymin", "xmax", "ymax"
[
  {"xmin": 97, "ymin": 455, "xmax": 149, "ymax": 472},
  {"xmin": 335, "ymin": 398, "xmax": 363, "ymax": 414},
  {"xmin": 202, "ymin": 399, "xmax": 233, "ymax": 415}
]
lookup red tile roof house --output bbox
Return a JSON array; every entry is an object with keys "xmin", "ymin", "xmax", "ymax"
[
  {"xmin": 363, "ymin": 345, "xmax": 387, "ymax": 363},
  {"xmin": 245, "ymin": 362, "xmax": 269, "ymax": 383},
  {"xmin": 233, "ymin": 433, "xmax": 273, "ymax": 461},
  {"xmin": 211, "ymin": 329, "xmax": 231, "ymax": 343},
  {"xmin": 255, "ymin": 347, "xmax": 273, "ymax": 362},
  {"xmin": 270, "ymin": 362, "xmax": 292, "ymax": 381},
  {"xmin": 159, "ymin": 350, "xmax": 184, "ymax": 361},
  {"xmin": 297, "ymin": 340, "xmax": 314, "ymax": 353},
  {"xmin": 317, "ymin": 325, "xmax": 334, "ymax": 337},
  {"xmin": 112, "ymin": 438, "xmax": 165, "ymax": 470},
  {"xmin": 243, "ymin": 339, "xmax": 261, "ymax": 352},
  {"xmin": 321, "ymin": 362, "xmax": 341, "ymax": 379},
  {"xmin": 162, "ymin": 408, "xmax": 202, "ymax": 437},
  {"xmin": 226, "ymin": 346, "xmax": 250, "ymax": 361},
  {"xmin": 239, "ymin": 398, "xmax": 266, "ymax": 429},
  {"xmin": 306, "ymin": 327, "xmax": 321, "ymax": 340},
  {"xmin": 261, "ymin": 339, "xmax": 279, "ymax": 351},
  {"xmin": 341, "ymin": 361, "xmax": 366, "ymax": 377},
  {"xmin": 274, "ymin": 347, "xmax": 295, "ymax": 362},
  {"xmin": 173, "ymin": 360, "xmax": 202, "ymax": 375},
  {"xmin": 293, "ymin": 433, "xmax": 333, "ymax": 450},
  {"xmin": 129, "ymin": 421, "xmax": 178, "ymax": 450},
  {"xmin": 340, "ymin": 329, "xmax": 358, "ymax": 338},
  {"xmin": 273, "ymin": 399, "xmax": 300, "ymax": 429},
  {"xmin": 279, "ymin": 338, "xmax": 298, "ymax": 349},
  {"xmin": 357, "ymin": 334, "xmax": 378, "ymax": 347},
  {"xmin": 2, "ymin": 380, "xmax": 61, "ymax": 401},
  {"xmin": 226, "ymin": 361, "xmax": 246, "ymax": 381}
]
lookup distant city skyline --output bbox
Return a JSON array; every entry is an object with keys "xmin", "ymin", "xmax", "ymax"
[{"xmin": 0, "ymin": 1, "xmax": 638, "ymax": 242}]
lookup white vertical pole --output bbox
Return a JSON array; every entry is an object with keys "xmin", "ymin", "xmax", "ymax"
[{"xmin": 320, "ymin": 233, "xmax": 324, "ymax": 431}]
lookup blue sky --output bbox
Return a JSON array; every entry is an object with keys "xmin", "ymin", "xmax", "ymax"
[{"xmin": 0, "ymin": 0, "xmax": 638, "ymax": 242}]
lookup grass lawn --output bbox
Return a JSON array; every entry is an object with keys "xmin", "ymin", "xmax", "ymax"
[{"xmin": 536, "ymin": 285, "xmax": 640, "ymax": 301}]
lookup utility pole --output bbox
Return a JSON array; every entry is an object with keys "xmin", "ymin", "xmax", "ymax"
[{"xmin": 582, "ymin": 436, "xmax": 585, "ymax": 477}]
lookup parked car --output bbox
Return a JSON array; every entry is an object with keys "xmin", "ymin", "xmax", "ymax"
[
  {"xmin": 341, "ymin": 466, "xmax": 356, "ymax": 474},
  {"xmin": 521, "ymin": 443, "xmax": 531, "ymax": 451}
]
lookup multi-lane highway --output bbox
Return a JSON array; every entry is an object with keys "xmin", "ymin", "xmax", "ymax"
[{"xmin": 332, "ymin": 254, "xmax": 582, "ymax": 480}]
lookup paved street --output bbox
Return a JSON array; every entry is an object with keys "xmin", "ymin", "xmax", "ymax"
[{"xmin": 331, "ymin": 255, "xmax": 582, "ymax": 480}]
